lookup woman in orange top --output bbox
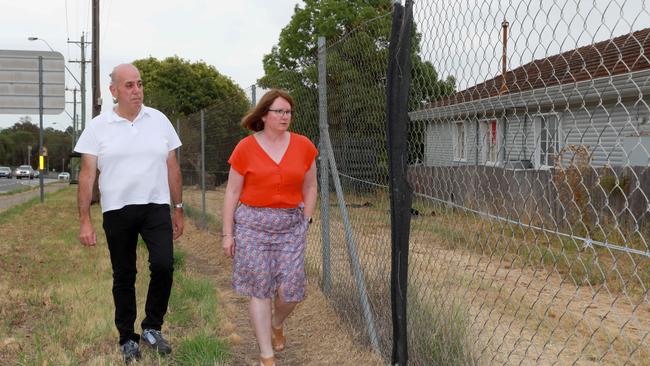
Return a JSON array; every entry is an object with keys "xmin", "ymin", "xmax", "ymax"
[{"xmin": 222, "ymin": 89, "xmax": 318, "ymax": 366}]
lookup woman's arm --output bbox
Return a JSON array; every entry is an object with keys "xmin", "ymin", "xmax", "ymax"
[
  {"xmin": 302, "ymin": 161, "xmax": 318, "ymax": 219},
  {"xmin": 222, "ymin": 167, "xmax": 244, "ymax": 257}
]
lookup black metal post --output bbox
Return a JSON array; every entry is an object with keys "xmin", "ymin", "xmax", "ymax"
[
  {"xmin": 200, "ymin": 109, "xmax": 206, "ymax": 229},
  {"xmin": 38, "ymin": 56, "xmax": 45, "ymax": 203},
  {"xmin": 386, "ymin": 1, "xmax": 414, "ymax": 364}
]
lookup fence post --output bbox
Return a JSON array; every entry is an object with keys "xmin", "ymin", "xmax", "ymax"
[
  {"xmin": 251, "ymin": 84, "xmax": 257, "ymax": 107},
  {"xmin": 176, "ymin": 118, "xmax": 181, "ymax": 164},
  {"xmin": 317, "ymin": 36, "xmax": 332, "ymax": 295},
  {"xmin": 200, "ymin": 109, "xmax": 206, "ymax": 229},
  {"xmin": 386, "ymin": 1, "xmax": 414, "ymax": 365},
  {"xmin": 321, "ymin": 114, "xmax": 381, "ymax": 356}
]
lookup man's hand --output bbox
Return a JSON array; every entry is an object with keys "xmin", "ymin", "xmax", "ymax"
[
  {"xmin": 78, "ymin": 153, "xmax": 97, "ymax": 247},
  {"xmin": 79, "ymin": 220, "xmax": 97, "ymax": 246},
  {"xmin": 172, "ymin": 209, "xmax": 184, "ymax": 240}
]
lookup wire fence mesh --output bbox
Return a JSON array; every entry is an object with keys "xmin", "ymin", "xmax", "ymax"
[
  {"xmin": 406, "ymin": 0, "xmax": 649, "ymax": 364},
  {"xmin": 177, "ymin": 1, "xmax": 650, "ymax": 364}
]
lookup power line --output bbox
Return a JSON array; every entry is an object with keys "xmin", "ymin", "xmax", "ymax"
[
  {"xmin": 84, "ymin": 0, "xmax": 91, "ymax": 38},
  {"xmin": 64, "ymin": 0, "xmax": 70, "ymax": 43},
  {"xmin": 64, "ymin": 0, "xmax": 72, "ymax": 61},
  {"xmin": 69, "ymin": 34, "xmax": 91, "ymax": 131},
  {"xmin": 101, "ymin": 0, "xmax": 112, "ymax": 44}
]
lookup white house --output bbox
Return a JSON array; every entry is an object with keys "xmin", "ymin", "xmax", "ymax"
[{"xmin": 409, "ymin": 28, "xmax": 650, "ymax": 170}]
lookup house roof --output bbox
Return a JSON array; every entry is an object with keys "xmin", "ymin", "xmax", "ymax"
[{"xmin": 425, "ymin": 27, "xmax": 650, "ymax": 109}]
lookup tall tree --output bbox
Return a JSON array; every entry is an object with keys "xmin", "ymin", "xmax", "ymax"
[
  {"xmin": 0, "ymin": 118, "xmax": 75, "ymax": 170},
  {"xmin": 132, "ymin": 56, "xmax": 250, "ymax": 185},
  {"xmin": 132, "ymin": 56, "xmax": 247, "ymax": 120},
  {"xmin": 258, "ymin": 0, "xmax": 455, "ymax": 181},
  {"xmin": 0, "ymin": 134, "xmax": 15, "ymax": 164}
]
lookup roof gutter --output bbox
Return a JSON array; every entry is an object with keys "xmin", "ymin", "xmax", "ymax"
[{"xmin": 409, "ymin": 68, "xmax": 650, "ymax": 121}]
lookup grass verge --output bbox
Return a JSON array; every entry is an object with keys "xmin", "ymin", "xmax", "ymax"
[
  {"xmin": 0, "ymin": 188, "xmax": 229, "ymax": 365},
  {"xmin": 408, "ymin": 285, "xmax": 478, "ymax": 366},
  {"xmin": 184, "ymin": 203, "xmax": 222, "ymax": 232}
]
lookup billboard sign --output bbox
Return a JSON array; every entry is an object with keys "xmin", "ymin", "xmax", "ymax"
[{"xmin": 0, "ymin": 49, "xmax": 65, "ymax": 115}]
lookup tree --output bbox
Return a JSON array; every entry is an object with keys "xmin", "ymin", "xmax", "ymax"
[
  {"xmin": 5, "ymin": 130, "xmax": 35, "ymax": 166},
  {"xmin": 0, "ymin": 134, "xmax": 15, "ymax": 164},
  {"xmin": 0, "ymin": 117, "xmax": 74, "ymax": 171},
  {"xmin": 132, "ymin": 56, "xmax": 248, "ymax": 120},
  {"xmin": 132, "ymin": 56, "xmax": 250, "ymax": 185},
  {"xmin": 258, "ymin": 0, "xmax": 456, "ymax": 183}
]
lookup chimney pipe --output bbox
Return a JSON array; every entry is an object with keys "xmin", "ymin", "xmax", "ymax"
[{"xmin": 500, "ymin": 19, "xmax": 509, "ymax": 94}]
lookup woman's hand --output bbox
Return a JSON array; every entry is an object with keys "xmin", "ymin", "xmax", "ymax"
[{"xmin": 222, "ymin": 235, "xmax": 235, "ymax": 258}]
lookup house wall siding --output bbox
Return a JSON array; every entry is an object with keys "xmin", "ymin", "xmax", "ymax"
[
  {"xmin": 424, "ymin": 100, "xmax": 650, "ymax": 168},
  {"xmin": 561, "ymin": 104, "xmax": 641, "ymax": 167}
]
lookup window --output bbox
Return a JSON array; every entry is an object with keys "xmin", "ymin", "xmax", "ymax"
[
  {"xmin": 534, "ymin": 114, "xmax": 560, "ymax": 168},
  {"xmin": 480, "ymin": 119, "xmax": 500, "ymax": 164},
  {"xmin": 453, "ymin": 121, "xmax": 466, "ymax": 161}
]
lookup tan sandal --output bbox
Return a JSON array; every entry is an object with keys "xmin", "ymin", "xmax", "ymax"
[
  {"xmin": 271, "ymin": 325, "xmax": 286, "ymax": 352},
  {"xmin": 260, "ymin": 355, "xmax": 276, "ymax": 366}
]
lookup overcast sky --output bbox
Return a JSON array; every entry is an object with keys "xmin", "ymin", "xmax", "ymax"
[
  {"xmin": 2, "ymin": 0, "xmax": 648, "ymax": 131},
  {"xmin": 0, "ymin": 0, "xmax": 303, "ymax": 130}
]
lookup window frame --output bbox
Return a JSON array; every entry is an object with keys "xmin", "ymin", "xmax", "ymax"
[
  {"xmin": 533, "ymin": 113, "xmax": 562, "ymax": 169},
  {"xmin": 479, "ymin": 118, "xmax": 502, "ymax": 165},
  {"xmin": 452, "ymin": 120, "xmax": 467, "ymax": 162}
]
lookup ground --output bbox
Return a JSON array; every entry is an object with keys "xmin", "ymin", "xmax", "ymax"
[{"xmin": 177, "ymin": 219, "xmax": 384, "ymax": 365}]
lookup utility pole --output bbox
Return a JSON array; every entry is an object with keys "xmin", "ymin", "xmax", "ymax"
[
  {"xmin": 90, "ymin": 0, "xmax": 101, "ymax": 204},
  {"xmin": 92, "ymin": 0, "xmax": 101, "ymax": 117},
  {"xmin": 69, "ymin": 34, "xmax": 90, "ymax": 131},
  {"xmin": 66, "ymin": 87, "xmax": 79, "ymax": 148}
]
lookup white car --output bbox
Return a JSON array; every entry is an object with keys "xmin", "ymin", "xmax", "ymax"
[
  {"xmin": 0, "ymin": 166, "xmax": 11, "ymax": 178},
  {"xmin": 58, "ymin": 172, "xmax": 70, "ymax": 180},
  {"xmin": 14, "ymin": 165, "xmax": 34, "ymax": 179}
]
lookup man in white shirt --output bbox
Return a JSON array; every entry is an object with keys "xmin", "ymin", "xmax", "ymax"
[{"xmin": 75, "ymin": 63, "xmax": 184, "ymax": 363}]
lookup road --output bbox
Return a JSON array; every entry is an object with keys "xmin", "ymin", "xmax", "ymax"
[
  {"xmin": 0, "ymin": 177, "xmax": 59, "ymax": 194},
  {"xmin": 0, "ymin": 179, "xmax": 71, "ymax": 213}
]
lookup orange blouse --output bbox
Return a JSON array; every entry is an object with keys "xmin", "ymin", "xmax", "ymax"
[{"xmin": 228, "ymin": 133, "xmax": 318, "ymax": 208}]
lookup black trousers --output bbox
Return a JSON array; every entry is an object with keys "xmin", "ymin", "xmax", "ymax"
[{"xmin": 102, "ymin": 203, "xmax": 174, "ymax": 345}]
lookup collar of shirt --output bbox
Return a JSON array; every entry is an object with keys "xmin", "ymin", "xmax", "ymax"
[{"xmin": 108, "ymin": 105, "xmax": 151, "ymax": 124}]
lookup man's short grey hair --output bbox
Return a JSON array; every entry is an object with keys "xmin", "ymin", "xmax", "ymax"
[{"xmin": 109, "ymin": 63, "xmax": 138, "ymax": 85}]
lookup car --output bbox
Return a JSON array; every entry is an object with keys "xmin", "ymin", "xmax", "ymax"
[
  {"xmin": 0, "ymin": 166, "xmax": 11, "ymax": 178},
  {"xmin": 58, "ymin": 172, "xmax": 70, "ymax": 180},
  {"xmin": 14, "ymin": 165, "xmax": 34, "ymax": 179},
  {"xmin": 33, "ymin": 169, "xmax": 39, "ymax": 178}
]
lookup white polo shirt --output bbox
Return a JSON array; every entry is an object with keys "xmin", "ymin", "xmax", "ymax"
[{"xmin": 74, "ymin": 105, "xmax": 182, "ymax": 212}]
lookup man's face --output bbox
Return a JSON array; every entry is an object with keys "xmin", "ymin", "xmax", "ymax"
[{"xmin": 110, "ymin": 66, "xmax": 143, "ymax": 110}]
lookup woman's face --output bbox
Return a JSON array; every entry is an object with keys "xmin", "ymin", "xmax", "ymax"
[{"xmin": 262, "ymin": 97, "xmax": 292, "ymax": 132}]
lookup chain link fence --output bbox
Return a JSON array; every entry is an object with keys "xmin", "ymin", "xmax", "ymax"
[
  {"xmin": 177, "ymin": 1, "xmax": 649, "ymax": 364},
  {"xmin": 406, "ymin": 0, "xmax": 649, "ymax": 364}
]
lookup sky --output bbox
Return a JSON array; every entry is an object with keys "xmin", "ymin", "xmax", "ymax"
[
  {"xmin": 0, "ymin": 0, "xmax": 303, "ymax": 130},
  {"xmin": 414, "ymin": 0, "xmax": 650, "ymax": 91},
  {"xmin": 2, "ymin": 0, "xmax": 649, "ymax": 131}
]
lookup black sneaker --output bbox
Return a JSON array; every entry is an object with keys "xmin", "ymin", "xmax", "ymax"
[
  {"xmin": 142, "ymin": 329, "xmax": 172, "ymax": 354},
  {"xmin": 121, "ymin": 340, "xmax": 141, "ymax": 364}
]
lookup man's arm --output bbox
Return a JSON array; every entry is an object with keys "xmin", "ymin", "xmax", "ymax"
[
  {"xmin": 167, "ymin": 150, "xmax": 184, "ymax": 239},
  {"xmin": 78, "ymin": 154, "xmax": 98, "ymax": 246}
]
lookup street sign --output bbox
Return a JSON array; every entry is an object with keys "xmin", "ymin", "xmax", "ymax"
[{"xmin": 0, "ymin": 49, "xmax": 65, "ymax": 114}]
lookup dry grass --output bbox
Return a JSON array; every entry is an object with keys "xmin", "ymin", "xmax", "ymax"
[
  {"xmin": 0, "ymin": 188, "xmax": 229, "ymax": 365},
  {"xmin": 185, "ymin": 184, "xmax": 649, "ymax": 365},
  {"xmin": 177, "ymin": 192, "xmax": 386, "ymax": 365}
]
